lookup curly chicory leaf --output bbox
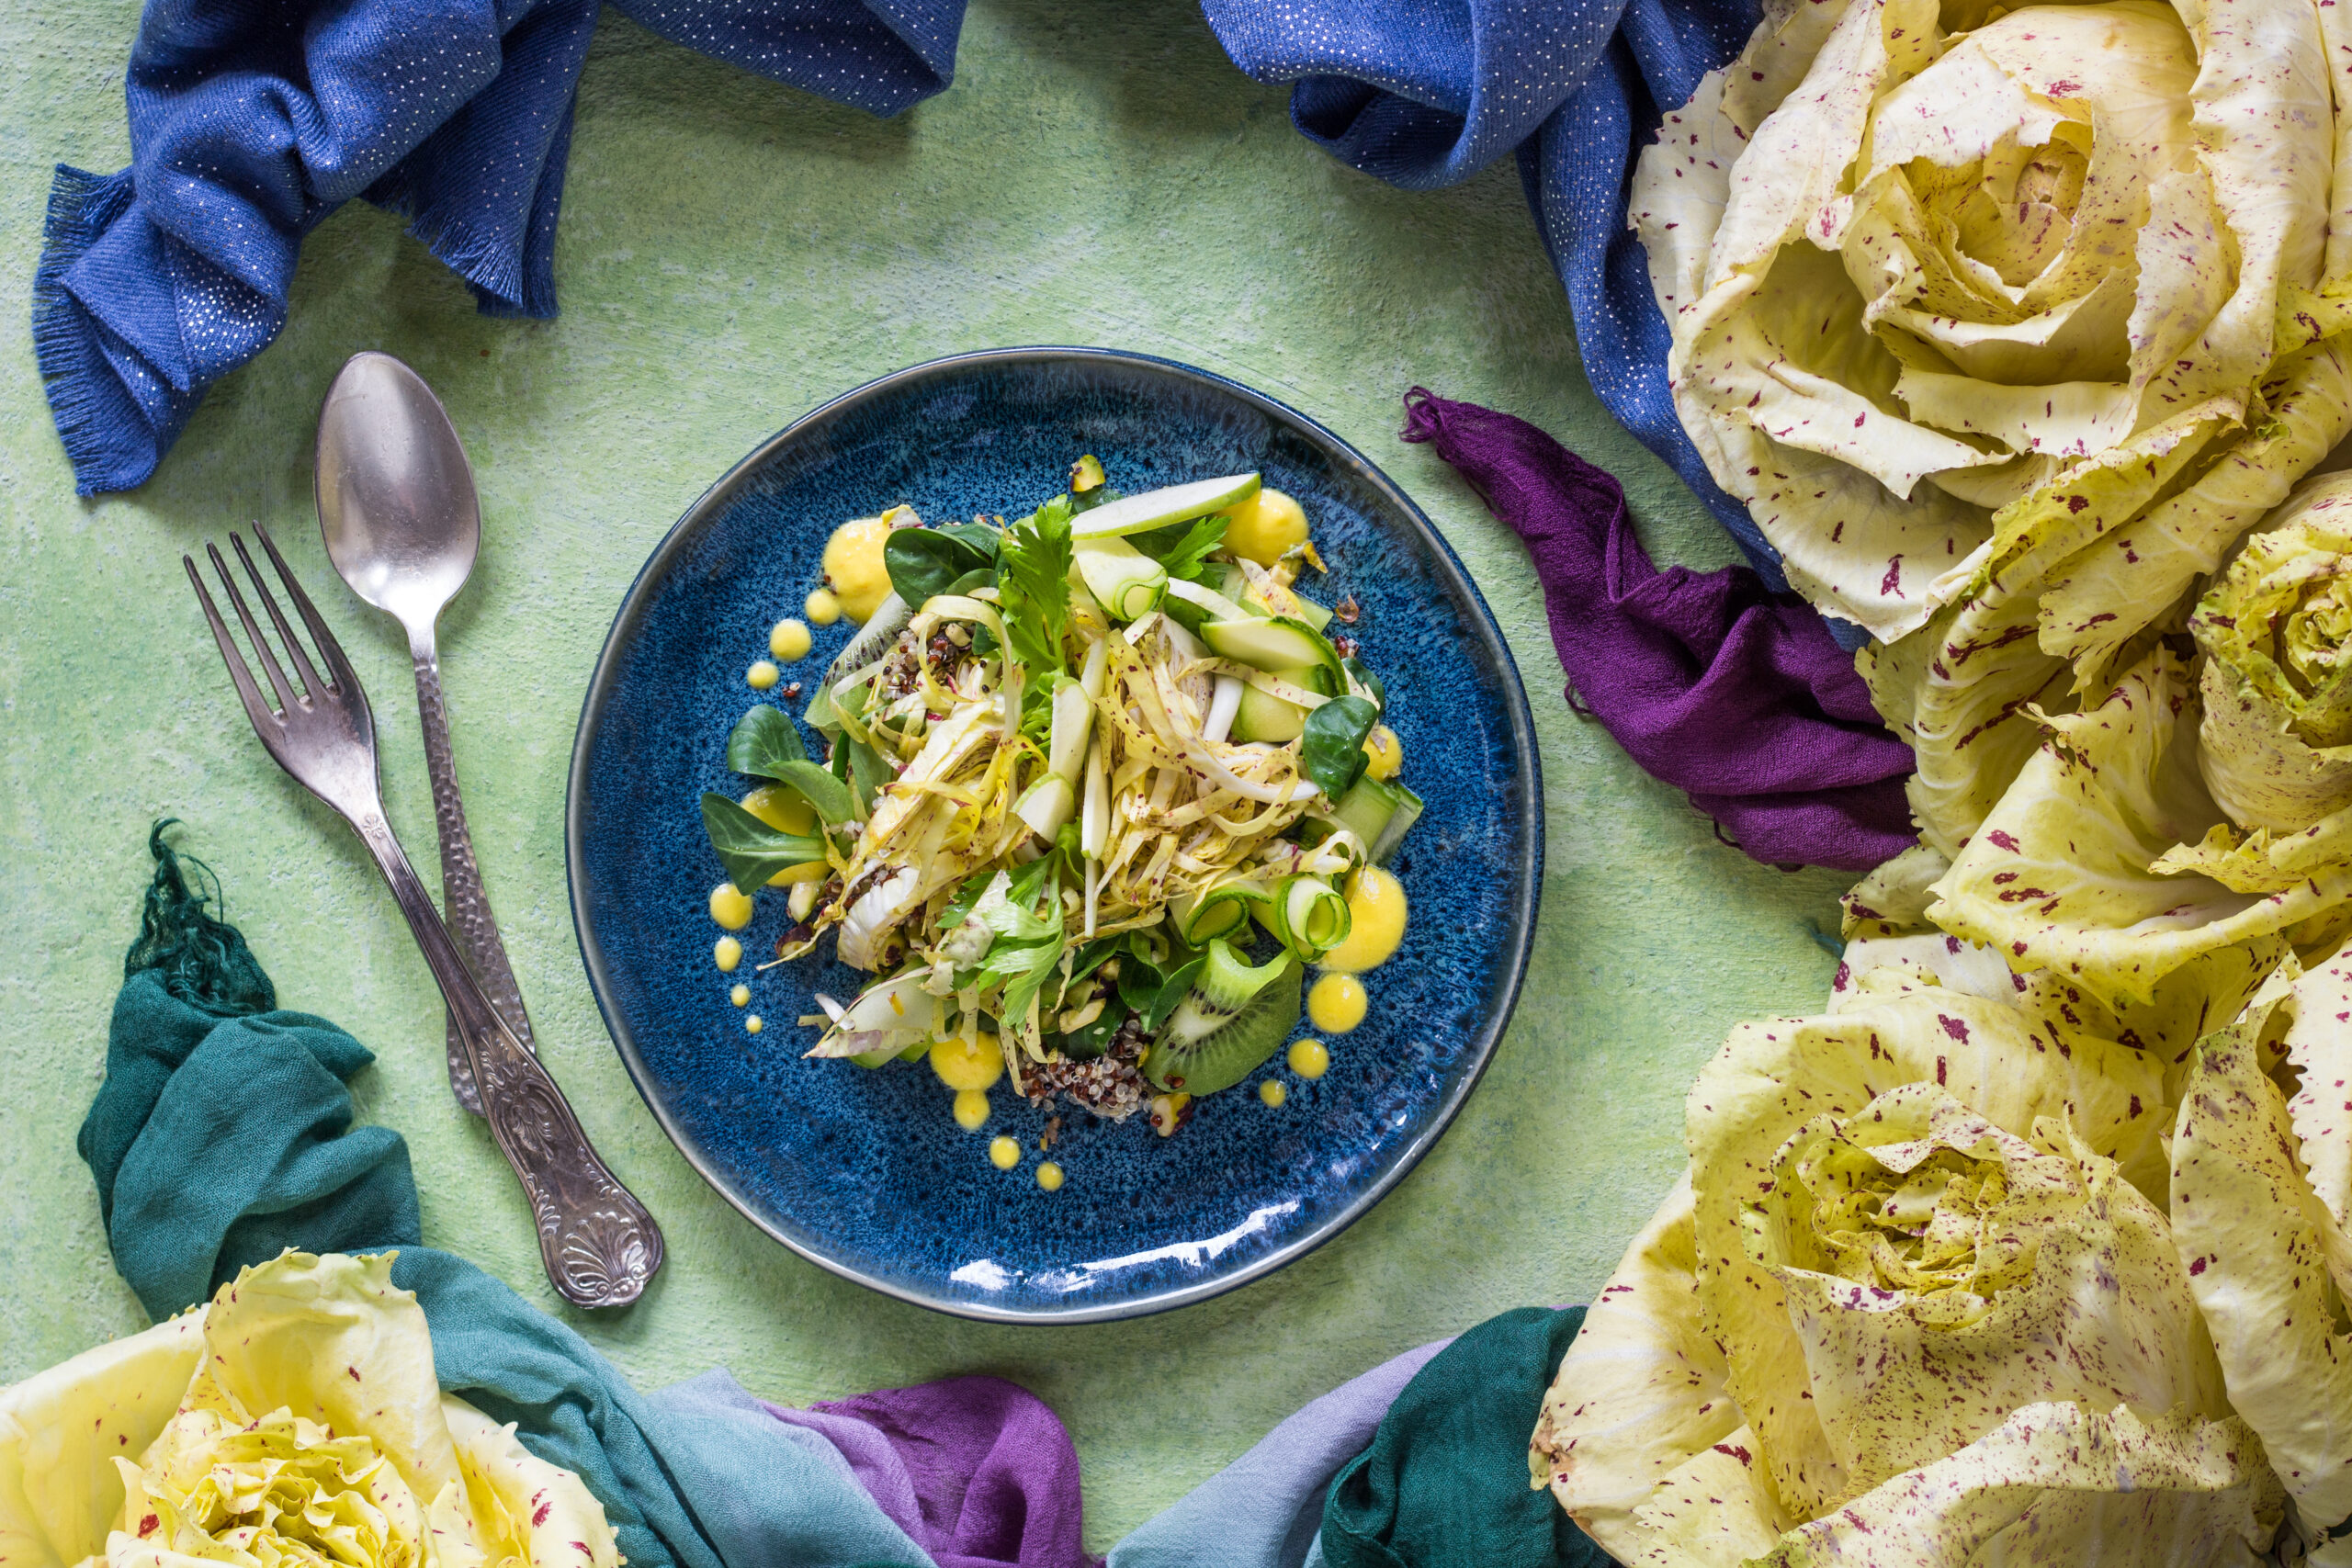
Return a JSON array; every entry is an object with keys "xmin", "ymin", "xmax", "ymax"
[
  {"xmin": 2171, "ymin": 952, "xmax": 2352, "ymax": 1555},
  {"xmin": 2188, "ymin": 473, "xmax": 2352, "ymax": 831},
  {"xmin": 0, "ymin": 1251, "xmax": 617, "ymax": 1568},
  {"xmin": 1932, "ymin": 650, "xmax": 2346, "ymax": 1006}
]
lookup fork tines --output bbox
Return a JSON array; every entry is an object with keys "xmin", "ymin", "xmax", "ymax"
[{"xmin": 185, "ymin": 522, "xmax": 356, "ymax": 727}]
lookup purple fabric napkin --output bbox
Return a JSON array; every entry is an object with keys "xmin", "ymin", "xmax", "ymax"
[
  {"xmin": 1400, "ymin": 389, "xmax": 1917, "ymax": 873},
  {"xmin": 768, "ymin": 1376, "xmax": 1098, "ymax": 1568}
]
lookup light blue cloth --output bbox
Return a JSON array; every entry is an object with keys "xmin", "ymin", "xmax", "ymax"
[{"xmin": 1109, "ymin": 1339, "xmax": 1450, "ymax": 1568}]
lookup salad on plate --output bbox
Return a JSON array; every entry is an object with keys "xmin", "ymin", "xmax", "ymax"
[{"xmin": 697, "ymin": 460, "xmax": 1419, "ymax": 1134}]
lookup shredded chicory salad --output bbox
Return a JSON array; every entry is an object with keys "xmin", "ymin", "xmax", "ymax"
[{"xmin": 699, "ymin": 461, "xmax": 1419, "ymax": 1124}]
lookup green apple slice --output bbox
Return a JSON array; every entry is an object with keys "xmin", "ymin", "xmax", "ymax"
[{"xmin": 1069, "ymin": 473, "xmax": 1261, "ymax": 540}]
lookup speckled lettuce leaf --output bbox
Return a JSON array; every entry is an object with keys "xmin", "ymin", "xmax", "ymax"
[
  {"xmin": 2040, "ymin": 342, "xmax": 2352, "ymax": 695},
  {"xmin": 1931, "ymin": 649, "xmax": 2338, "ymax": 1007},
  {"xmin": 1867, "ymin": 400, "xmax": 2231, "ymax": 858},
  {"xmin": 1687, "ymin": 986, "xmax": 2171, "ymax": 1520},
  {"xmin": 1748, "ymin": 1403, "xmax": 2282, "ymax": 1568},
  {"xmin": 1533, "ymin": 1173, "xmax": 1791, "ymax": 1565},
  {"xmin": 2172, "ymin": 953, "xmax": 2352, "ymax": 1553},
  {"xmin": 0, "ymin": 1252, "xmax": 618, "ymax": 1568},
  {"xmin": 1756, "ymin": 1086, "xmax": 2228, "ymax": 1499},
  {"xmin": 0, "ymin": 1314, "xmax": 201, "ymax": 1568},
  {"xmin": 2188, "ymin": 472, "xmax": 2352, "ymax": 832}
]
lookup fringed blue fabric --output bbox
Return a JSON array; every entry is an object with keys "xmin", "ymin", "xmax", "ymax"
[{"xmin": 35, "ymin": 0, "xmax": 962, "ymax": 495}]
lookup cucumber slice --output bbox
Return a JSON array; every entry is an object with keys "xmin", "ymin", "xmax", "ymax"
[
  {"xmin": 1331, "ymin": 776, "xmax": 1406, "ymax": 851},
  {"xmin": 1290, "ymin": 594, "xmax": 1334, "ymax": 634},
  {"xmin": 1015, "ymin": 774, "xmax": 1075, "ymax": 840},
  {"xmin": 1369, "ymin": 784, "xmax": 1423, "ymax": 864},
  {"xmin": 1165, "ymin": 577, "xmax": 1252, "ymax": 622},
  {"xmin": 1075, "ymin": 537, "xmax": 1167, "ymax": 620},
  {"xmin": 1230, "ymin": 682, "xmax": 1306, "ymax": 743},
  {"xmin": 1069, "ymin": 473, "xmax": 1261, "ymax": 540},
  {"xmin": 1199, "ymin": 615, "xmax": 1336, "ymax": 679},
  {"xmin": 1170, "ymin": 874, "xmax": 1269, "ymax": 946},
  {"xmin": 1046, "ymin": 676, "xmax": 1094, "ymax": 784},
  {"xmin": 1271, "ymin": 874, "xmax": 1351, "ymax": 961}
]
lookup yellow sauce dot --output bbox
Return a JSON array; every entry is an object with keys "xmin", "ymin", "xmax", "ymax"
[
  {"xmin": 953, "ymin": 1088, "xmax": 990, "ymax": 1131},
  {"xmin": 805, "ymin": 588, "xmax": 842, "ymax": 626},
  {"xmin": 730, "ymin": 984, "xmax": 751, "ymax": 1007},
  {"xmin": 1287, "ymin": 1038, "xmax": 1331, "ymax": 1078},
  {"xmin": 1307, "ymin": 973, "xmax": 1363, "ymax": 1034},
  {"xmin": 1261, "ymin": 1080, "xmax": 1287, "ymax": 1108},
  {"xmin": 745, "ymin": 1015, "xmax": 763, "ymax": 1034},
  {"xmin": 714, "ymin": 936, "xmax": 743, "ymax": 972},
  {"xmin": 747, "ymin": 660, "xmax": 780, "ymax": 690},
  {"xmin": 770, "ymin": 618, "xmax": 813, "ymax": 661},
  {"xmin": 1036, "ymin": 1161, "xmax": 1065, "ymax": 1192},
  {"xmin": 931, "ymin": 1033, "xmax": 1004, "ymax": 1092},
  {"xmin": 1222, "ymin": 488, "xmax": 1310, "ymax": 567},
  {"xmin": 1361, "ymin": 725, "xmax": 1403, "ymax": 782},
  {"xmin": 1307, "ymin": 973, "xmax": 1365, "ymax": 1033},
  {"xmin": 821, "ymin": 513, "xmax": 901, "ymax": 624},
  {"xmin": 1319, "ymin": 866, "xmax": 1408, "ymax": 974},
  {"xmin": 989, "ymin": 1135, "xmax": 1021, "ymax": 1170},
  {"xmin": 708, "ymin": 883, "xmax": 753, "ymax": 931}
]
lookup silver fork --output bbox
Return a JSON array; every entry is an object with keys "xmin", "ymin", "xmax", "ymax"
[{"xmin": 185, "ymin": 523, "xmax": 662, "ymax": 1310}]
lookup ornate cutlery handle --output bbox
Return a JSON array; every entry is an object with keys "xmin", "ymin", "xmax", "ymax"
[
  {"xmin": 352, "ymin": 808, "xmax": 662, "ymax": 1308},
  {"xmin": 410, "ymin": 637, "xmax": 537, "ymax": 1116}
]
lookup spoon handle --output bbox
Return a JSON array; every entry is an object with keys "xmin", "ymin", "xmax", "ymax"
[{"xmin": 412, "ymin": 634, "xmax": 537, "ymax": 1116}]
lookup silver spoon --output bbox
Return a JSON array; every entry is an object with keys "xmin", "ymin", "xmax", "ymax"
[{"xmin": 315, "ymin": 351, "xmax": 537, "ymax": 1114}]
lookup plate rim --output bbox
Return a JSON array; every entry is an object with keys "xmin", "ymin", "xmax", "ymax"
[{"xmin": 564, "ymin": 344, "xmax": 1545, "ymax": 1323}]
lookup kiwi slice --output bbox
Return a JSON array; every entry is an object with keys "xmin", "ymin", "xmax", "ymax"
[{"xmin": 1146, "ymin": 941, "xmax": 1302, "ymax": 1097}]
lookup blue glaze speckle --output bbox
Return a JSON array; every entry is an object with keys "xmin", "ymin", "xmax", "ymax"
[{"xmin": 566, "ymin": 349, "xmax": 1540, "ymax": 1322}]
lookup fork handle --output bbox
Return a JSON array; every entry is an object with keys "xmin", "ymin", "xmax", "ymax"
[{"xmin": 350, "ymin": 807, "xmax": 663, "ymax": 1309}]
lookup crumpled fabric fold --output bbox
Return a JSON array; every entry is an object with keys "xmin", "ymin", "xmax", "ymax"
[{"xmin": 1401, "ymin": 389, "xmax": 1916, "ymax": 871}]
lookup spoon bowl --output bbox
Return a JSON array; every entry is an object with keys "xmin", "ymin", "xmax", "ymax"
[{"xmin": 316, "ymin": 352, "xmax": 481, "ymax": 637}]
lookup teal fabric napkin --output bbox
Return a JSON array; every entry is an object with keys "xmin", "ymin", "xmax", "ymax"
[
  {"xmin": 78, "ymin": 825, "xmax": 927, "ymax": 1568},
  {"xmin": 1319, "ymin": 1308, "xmax": 1604, "ymax": 1568}
]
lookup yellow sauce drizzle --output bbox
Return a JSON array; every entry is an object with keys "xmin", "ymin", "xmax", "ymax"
[
  {"xmin": 1319, "ymin": 866, "xmax": 1407, "ymax": 974},
  {"xmin": 821, "ymin": 512, "xmax": 902, "ymax": 624},
  {"xmin": 1222, "ymin": 488, "xmax": 1309, "ymax": 566},
  {"xmin": 1287, "ymin": 1038, "xmax": 1330, "ymax": 1078},
  {"xmin": 1260, "ymin": 1080, "xmax": 1287, "ymax": 1108},
  {"xmin": 714, "ymin": 936, "xmax": 743, "ymax": 971},
  {"xmin": 1035, "ymin": 1161, "xmax": 1065, "ymax": 1192},
  {"xmin": 805, "ymin": 588, "xmax": 842, "ymax": 626},
  {"xmin": 989, "ymin": 1135, "xmax": 1021, "ymax": 1170},
  {"xmin": 954, "ymin": 1089, "xmax": 990, "ymax": 1131},
  {"xmin": 730, "ymin": 984, "xmax": 750, "ymax": 1007},
  {"xmin": 708, "ymin": 883, "xmax": 752, "ymax": 931},
  {"xmin": 770, "ymin": 619, "xmax": 812, "ymax": 661},
  {"xmin": 931, "ymin": 1033, "xmax": 1003, "ymax": 1092},
  {"xmin": 747, "ymin": 660, "xmax": 780, "ymax": 690},
  {"xmin": 1307, "ymin": 975, "xmax": 1365, "ymax": 1033}
]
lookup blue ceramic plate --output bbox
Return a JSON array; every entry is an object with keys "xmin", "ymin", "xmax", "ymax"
[{"xmin": 567, "ymin": 348, "xmax": 1541, "ymax": 1322}]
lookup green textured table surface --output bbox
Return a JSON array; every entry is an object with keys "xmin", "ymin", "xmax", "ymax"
[{"xmin": 0, "ymin": 1, "xmax": 1849, "ymax": 1548}]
